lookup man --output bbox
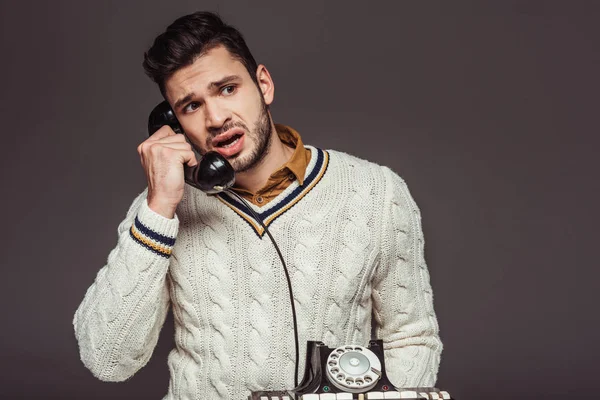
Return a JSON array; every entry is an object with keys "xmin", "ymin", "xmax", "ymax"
[{"xmin": 73, "ymin": 11, "xmax": 442, "ymax": 400}]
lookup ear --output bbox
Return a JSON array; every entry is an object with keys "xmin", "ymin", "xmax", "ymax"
[{"xmin": 255, "ymin": 64, "xmax": 274, "ymax": 105}]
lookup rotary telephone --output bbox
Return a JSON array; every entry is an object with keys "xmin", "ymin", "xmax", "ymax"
[
  {"xmin": 250, "ymin": 340, "xmax": 453, "ymax": 399},
  {"xmin": 147, "ymin": 100, "xmax": 235, "ymax": 194}
]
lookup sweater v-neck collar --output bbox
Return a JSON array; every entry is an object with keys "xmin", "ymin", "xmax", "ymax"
[{"xmin": 216, "ymin": 146, "xmax": 329, "ymax": 237}]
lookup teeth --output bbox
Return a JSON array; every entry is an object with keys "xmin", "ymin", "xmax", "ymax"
[{"xmin": 222, "ymin": 137, "xmax": 239, "ymax": 148}]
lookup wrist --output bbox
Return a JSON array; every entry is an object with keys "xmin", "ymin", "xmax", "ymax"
[{"xmin": 147, "ymin": 197, "xmax": 177, "ymax": 219}]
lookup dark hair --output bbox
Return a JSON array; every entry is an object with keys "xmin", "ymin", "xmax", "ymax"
[{"xmin": 142, "ymin": 11, "xmax": 259, "ymax": 97}]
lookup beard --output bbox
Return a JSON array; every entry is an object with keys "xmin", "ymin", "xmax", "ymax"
[
  {"xmin": 231, "ymin": 96, "xmax": 272, "ymax": 173},
  {"xmin": 203, "ymin": 95, "xmax": 273, "ymax": 173}
]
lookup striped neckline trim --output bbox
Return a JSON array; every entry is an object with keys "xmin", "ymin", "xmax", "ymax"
[{"xmin": 216, "ymin": 146, "xmax": 329, "ymax": 237}]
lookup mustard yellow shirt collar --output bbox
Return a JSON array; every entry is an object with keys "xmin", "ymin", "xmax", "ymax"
[
  {"xmin": 271, "ymin": 123, "xmax": 308, "ymax": 186},
  {"xmin": 231, "ymin": 124, "xmax": 311, "ymax": 204}
]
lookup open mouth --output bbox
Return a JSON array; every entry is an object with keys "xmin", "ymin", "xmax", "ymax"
[
  {"xmin": 215, "ymin": 133, "xmax": 243, "ymax": 148},
  {"xmin": 211, "ymin": 130, "xmax": 246, "ymax": 158}
]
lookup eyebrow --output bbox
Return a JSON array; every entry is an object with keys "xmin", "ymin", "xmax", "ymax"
[
  {"xmin": 208, "ymin": 74, "xmax": 241, "ymax": 90},
  {"xmin": 173, "ymin": 75, "xmax": 242, "ymax": 111},
  {"xmin": 173, "ymin": 93, "xmax": 195, "ymax": 111}
]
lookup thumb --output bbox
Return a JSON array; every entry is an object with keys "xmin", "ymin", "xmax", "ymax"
[{"xmin": 186, "ymin": 152, "xmax": 199, "ymax": 167}]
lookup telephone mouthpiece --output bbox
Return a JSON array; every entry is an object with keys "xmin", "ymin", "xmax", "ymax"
[{"xmin": 194, "ymin": 151, "xmax": 235, "ymax": 194}]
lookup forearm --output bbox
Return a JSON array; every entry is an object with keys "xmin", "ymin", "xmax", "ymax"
[
  {"xmin": 381, "ymin": 329, "xmax": 442, "ymax": 388},
  {"xmin": 73, "ymin": 192, "xmax": 178, "ymax": 381},
  {"xmin": 374, "ymin": 167, "xmax": 443, "ymax": 388},
  {"xmin": 374, "ymin": 277, "xmax": 442, "ymax": 388}
]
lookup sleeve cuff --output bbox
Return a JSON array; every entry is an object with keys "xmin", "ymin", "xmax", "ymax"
[{"xmin": 129, "ymin": 199, "xmax": 180, "ymax": 258}]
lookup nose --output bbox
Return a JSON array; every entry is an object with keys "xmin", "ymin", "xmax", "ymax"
[{"xmin": 204, "ymin": 99, "xmax": 231, "ymax": 130}]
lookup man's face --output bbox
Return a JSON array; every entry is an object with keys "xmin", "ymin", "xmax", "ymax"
[{"xmin": 164, "ymin": 45, "xmax": 273, "ymax": 173}]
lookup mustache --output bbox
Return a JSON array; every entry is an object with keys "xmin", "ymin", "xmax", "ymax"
[{"xmin": 207, "ymin": 121, "xmax": 249, "ymax": 138}]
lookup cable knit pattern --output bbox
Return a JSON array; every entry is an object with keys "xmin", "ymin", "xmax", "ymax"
[
  {"xmin": 74, "ymin": 194, "xmax": 177, "ymax": 382},
  {"xmin": 245, "ymin": 238, "xmax": 275, "ymax": 391},
  {"xmin": 373, "ymin": 167, "xmax": 443, "ymax": 388},
  {"xmin": 73, "ymin": 147, "xmax": 442, "ymax": 399}
]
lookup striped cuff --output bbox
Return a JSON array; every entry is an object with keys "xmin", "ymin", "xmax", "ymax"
[{"xmin": 129, "ymin": 199, "xmax": 179, "ymax": 258}]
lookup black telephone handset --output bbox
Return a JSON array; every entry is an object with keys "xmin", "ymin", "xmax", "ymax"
[{"xmin": 147, "ymin": 101, "xmax": 235, "ymax": 194}]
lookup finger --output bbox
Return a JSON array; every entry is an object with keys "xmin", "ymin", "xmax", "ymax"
[
  {"xmin": 156, "ymin": 136, "xmax": 203, "ymax": 155},
  {"xmin": 155, "ymin": 142, "xmax": 194, "ymax": 151},
  {"xmin": 138, "ymin": 129, "xmax": 186, "ymax": 155},
  {"xmin": 154, "ymin": 134, "xmax": 189, "ymax": 144},
  {"xmin": 148, "ymin": 125, "xmax": 177, "ymax": 141},
  {"xmin": 141, "ymin": 142, "xmax": 198, "ymax": 168},
  {"xmin": 179, "ymin": 150, "xmax": 199, "ymax": 167},
  {"xmin": 142, "ymin": 142, "xmax": 193, "ymax": 162}
]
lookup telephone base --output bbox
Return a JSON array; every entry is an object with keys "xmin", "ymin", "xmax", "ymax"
[
  {"xmin": 249, "ymin": 389, "xmax": 453, "ymax": 399},
  {"xmin": 249, "ymin": 340, "xmax": 454, "ymax": 400}
]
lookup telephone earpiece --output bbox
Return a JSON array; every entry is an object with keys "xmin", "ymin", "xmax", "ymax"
[{"xmin": 147, "ymin": 101, "xmax": 235, "ymax": 194}]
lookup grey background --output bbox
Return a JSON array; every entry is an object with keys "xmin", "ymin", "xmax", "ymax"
[{"xmin": 1, "ymin": 1, "xmax": 598, "ymax": 399}]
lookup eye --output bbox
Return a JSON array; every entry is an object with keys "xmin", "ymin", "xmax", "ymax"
[
  {"xmin": 222, "ymin": 85, "xmax": 236, "ymax": 96},
  {"xmin": 183, "ymin": 102, "xmax": 200, "ymax": 113}
]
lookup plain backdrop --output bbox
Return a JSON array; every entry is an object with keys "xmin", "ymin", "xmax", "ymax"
[{"xmin": 1, "ymin": 1, "xmax": 599, "ymax": 399}]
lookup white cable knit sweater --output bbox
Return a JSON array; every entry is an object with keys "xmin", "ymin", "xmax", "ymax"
[{"xmin": 73, "ymin": 146, "xmax": 442, "ymax": 399}]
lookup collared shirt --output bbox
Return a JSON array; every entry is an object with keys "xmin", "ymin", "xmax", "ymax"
[{"xmin": 232, "ymin": 124, "xmax": 311, "ymax": 206}]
